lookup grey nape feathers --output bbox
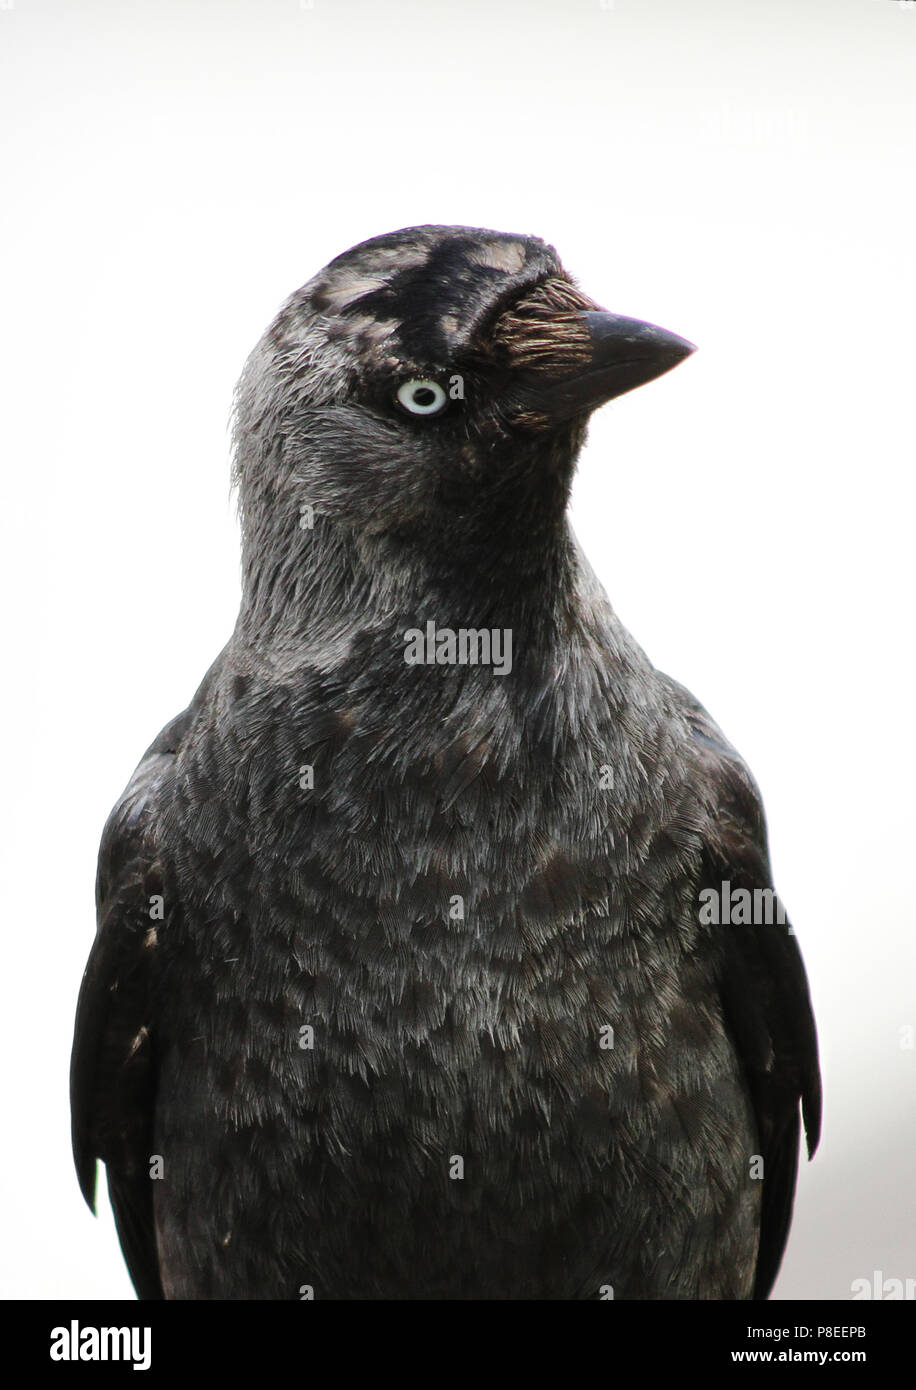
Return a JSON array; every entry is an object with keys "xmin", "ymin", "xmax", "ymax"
[{"xmin": 71, "ymin": 224, "xmax": 819, "ymax": 1300}]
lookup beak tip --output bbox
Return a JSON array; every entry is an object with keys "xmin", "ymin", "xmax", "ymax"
[
  {"xmin": 669, "ymin": 334, "xmax": 698, "ymax": 371},
  {"xmin": 656, "ymin": 332, "xmax": 697, "ymax": 369}
]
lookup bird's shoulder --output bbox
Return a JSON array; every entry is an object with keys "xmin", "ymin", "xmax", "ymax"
[{"xmin": 657, "ymin": 671, "xmax": 768, "ymax": 853}]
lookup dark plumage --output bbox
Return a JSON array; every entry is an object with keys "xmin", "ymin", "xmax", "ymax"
[{"xmin": 71, "ymin": 224, "xmax": 820, "ymax": 1300}]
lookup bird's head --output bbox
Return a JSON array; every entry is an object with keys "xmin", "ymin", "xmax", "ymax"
[{"xmin": 233, "ymin": 225, "xmax": 694, "ymax": 613}]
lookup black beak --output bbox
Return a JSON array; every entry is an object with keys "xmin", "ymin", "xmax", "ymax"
[{"xmin": 526, "ymin": 311, "xmax": 696, "ymax": 423}]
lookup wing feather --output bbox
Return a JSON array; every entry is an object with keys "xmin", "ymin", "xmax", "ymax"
[
  {"xmin": 70, "ymin": 710, "xmax": 192, "ymax": 1300},
  {"xmin": 665, "ymin": 676, "xmax": 821, "ymax": 1299}
]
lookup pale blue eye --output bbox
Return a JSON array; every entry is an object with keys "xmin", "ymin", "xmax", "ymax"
[{"xmin": 396, "ymin": 379, "xmax": 448, "ymax": 415}]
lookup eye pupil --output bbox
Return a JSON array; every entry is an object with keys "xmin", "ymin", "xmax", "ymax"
[{"xmin": 412, "ymin": 387, "xmax": 436, "ymax": 406}]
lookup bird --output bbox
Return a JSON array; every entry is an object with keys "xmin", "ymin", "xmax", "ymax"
[{"xmin": 71, "ymin": 224, "xmax": 820, "ymax": 1300}]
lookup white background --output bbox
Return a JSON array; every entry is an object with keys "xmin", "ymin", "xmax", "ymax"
[{"xmin": 1, "ymin": 0, "xmax": 913, "ymax": 1300}]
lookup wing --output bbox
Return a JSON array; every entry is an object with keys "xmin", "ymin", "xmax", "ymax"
[
  {"xmin": 664, "ymin": 675, "xmax": 821, "ymax": 1300},
  {"xmin": 70, "ymin": 708, "xmax": 193, "ymax": 1300}
]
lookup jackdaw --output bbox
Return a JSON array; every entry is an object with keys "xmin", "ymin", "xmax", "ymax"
[{"xmin": 71, "ymin": 224, "xmax": 820, "ymax": 1300}]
